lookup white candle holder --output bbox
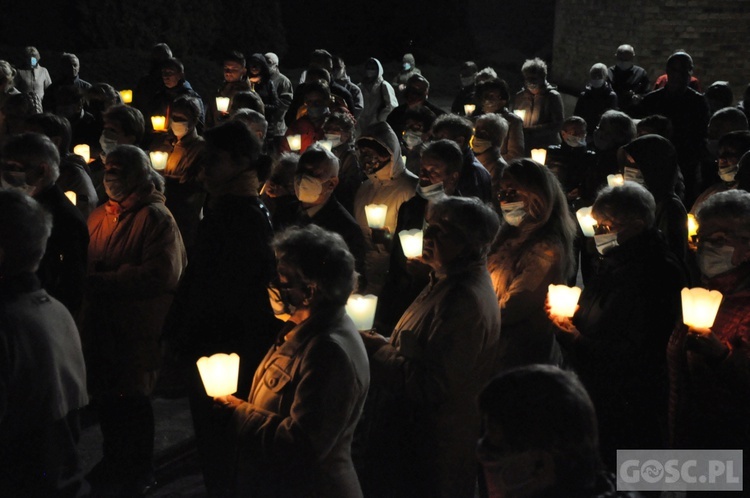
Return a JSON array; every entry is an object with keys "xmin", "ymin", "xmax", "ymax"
[
  {"xmin": 151, "ymin": 115, "xmax": 167, "ymax": 132},
  {"xmin": 196, "ymin": 352, "xmax": 241, "ymax": 397},
  {"xmin": 531, "ymin": 148, "xmax": 547, "ymax": 165},
  {"xmin": 346, "ymin": 294, "xmax": 378, "ymax": 331},
  {"xmin": 150, "ymin": 151, "xmax": 169, "ymax": 171},
  {"xmin": 64, "ymin": 191, "xmax": 77, "ymax": 206},
  {"xmin": 398, "ymin": 229, "xmax": 424, "ymax": 259},
  {"xmin": 119, "ymin": 89, "xmax": 133, "ymax": 104},
  {"xmin": 215, "ymin": 96, "xmax": 230, "ymax": 113},
  {"xmin": 607, "ymin": 174, "xmax": 624, "ymax": 187},
  {"xmin": 287, "ymin": 134, "xmax": 302, "ymax": 152},
  {"xmin": 464, "ymin": 104, "xmax": 476, "ymax": 115},
  {"xmin": 547, "ymin": 284, "xmax": 582, "ymax": 318},
  {"xmin": 73, "ymin": 144, "xmax": 90, "ymax": 164},
  {"xmin": 575, "ymin": 206, "xmax": 597, "ymax": 237},
  {"xmin": 514, "ymin": 109, "xmax": 526, "ymax": 121},
  {"xmin": 681, "ymin": 287, "xmax": 723, "ymax": 331},
  {"xmin": 364, "ymin": 204, "xmax": 388, "ymax": 229}
]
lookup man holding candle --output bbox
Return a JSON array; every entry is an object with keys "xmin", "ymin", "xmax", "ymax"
[
  {"xmin": 206, "ymin": 50, "xmax": 251, "ymax": 129},
  {"xmin": 667, "ymin": 190, "xmax": 750, "ymax": 463},
  {"xmin": 511, "ymin": 58, "xmax": 564, "ymax": 154}
]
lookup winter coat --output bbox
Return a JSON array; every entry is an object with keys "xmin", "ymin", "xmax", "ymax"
[
  {"xmin": 231, "ymin": 307, "xmax": 369, "ymax": 498},
  {"xmin": 357, "ymin": 59, "xmax": 398, "ymax": 135},
  {"xmin": 457, "ymin": 146, "xmax": 492, "ymax": 203},
  {"xmin": 206, "ymin": 77, "xmax": 252, "ymax": 129},
  {"xmin": 574, "ymin": 83, "xmax": 619, "ymax": 140},
  {"xmin": 512, "ymin": 82, "xmax": 564, "ymax": 153},
  {"xmin": 353, "ymin": 122, "xmax": 418, "ymax": 294},
  {"xmin": 0, "ymin": 273, "xmax": 88, "ymax": 497},
  {"xmin": 608, "ymin": 64, "xmax": 649, "ymax": 115},
  {"xmin": 57, "ymin": 154, "xmax": 98, "ymax": 220},
  {"xmin": 368, "ymin": 260, "xmax": 501, "ymax": 498},
  {"xmin": 82, "ymin": 185, "xmax": 186, "ymax": 395},
  {"xmin": 269, "ymin": 70, "xmax": 294, "ymax": 137}
]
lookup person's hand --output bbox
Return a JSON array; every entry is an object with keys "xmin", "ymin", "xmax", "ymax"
[
  {"xmin": 359, "ymin": 330, "xmax": 388, "ymax": 355},
  {"xmin": 405, "ymin": 256, "xmax": 431, "ymax": 279},
  {"xmin": 686, "ymin": 328, "xmax": 730, "ymax": 361},
  {"xmin": 214, "ymin": 394, "xmax": 243, "ymax": 410}
]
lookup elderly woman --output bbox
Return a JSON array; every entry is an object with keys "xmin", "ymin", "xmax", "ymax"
[
  {"xmin": 573, "ymin": 63, "xmax": 619, "ymax": 143},
  {"xmin": 361, "ymin": 196, "xmax": 502, "ymax": 498},
  {"xmin": 667, "ymin": 190, "xmax": 750, "ymax": 459},
  {"xmin": 471, "ymin": 112, "xmax": 509, "ymax": 202},
  {"xmin": 217, "ymin": 225, "xmax": 369, "ymax": 497},
  {"xmin": 489, "ymin": 158, "xmax": 576, "ymax": 368},
  {"xmin": 548, "ymin": 182, "xmax": 686, "ymax": 470},
  {"xmin": 82, "ymin": 144, "xmax": 186, "ymax": 494},
  {"xmin": 512, "ymin": 58, "xmax": 564, "ymax": 153},
  {"xmin": 476, "ymin": 77, "xmax": 525, "ymax": 162}
]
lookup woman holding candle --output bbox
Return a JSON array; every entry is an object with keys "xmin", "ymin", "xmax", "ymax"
[
  {"xmin": 547, "ymin": 182, "xmax": 686, "ymax": 471},
  {"xmin": 488, "ymin": 158, "xmax": 576, "ymax": 369},
  {"xmin": 667, "ymin": 190, "xmax": 750, "ymax": 459},
  {"xmin": 216, "ymin": 225, "xmax": 369, "ymax": 498},
  {"xmin": 476, "ymin": 77, "xmax": 525, "ymax": 162}
]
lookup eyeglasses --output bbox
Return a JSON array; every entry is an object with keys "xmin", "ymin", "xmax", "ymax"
[{"xmin": 497, "ymin": 188, "xmax": 518, "ymax": 202}]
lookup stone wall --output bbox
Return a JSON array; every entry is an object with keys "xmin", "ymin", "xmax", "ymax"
[{"xmin": 552, "ymin": 0, "xmax": 750, "ymax": 102}]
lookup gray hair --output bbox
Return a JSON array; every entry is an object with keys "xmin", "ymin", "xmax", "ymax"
[
  {"xmin": 598, "ymin": 110, "xmax": 636, "ymax": 147},
  {"xmin": 232, "ymin": 108, "xmax": 268, "ymax": 137},
  {"xmin": 272, "ymin": 225, "xmax": 356, "ymax": 306},
  {"xmin": 0, "ymin": 189, "xmax": 52, "ymax": 274},
  {"xmin": 592, "ymin": 181, "xmax": 656, "ymax": 229},
  {"xmin": 2, "ymin": 132, "xmax": 60, "ymax": 184},
  {"xmin": 696, "ymin": 189, "xmax": 750, "ymax": 227},
  {"xmin": 589, "ymin": 63, "xmax": 608, "ymax": 80},
  {"xmin": 428, "ymin": 196, "xmax": 501, "ymax": 260},
  {"xmin": 521, "ymin": 58, "xmax": 548, "ymax": 79},
  {"xmin": 475, "ymin": 113, "xmax": 509, "ymax": 146}
]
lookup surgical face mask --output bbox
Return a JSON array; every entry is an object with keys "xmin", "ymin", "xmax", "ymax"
[
  {"xmin": 471, "ymin": 137, "xmax": 492, "ymax": 155},
  {"xmin": 416, "ymin": 181, "xmax": 445, "ymax": 200},
  {"xmin": 460, "ymin": 76, "xmax": 475, "ymax": 88},
  {"xmin": 564, "ymin": 135, "xmax": 586, "ymax": 148},
  {"xmin": 594, "ymin": 232, "xmax": 619, "ymax": 255},
  {"xmin": 501, "ymin": 201, "xmax": 526, "ymax": 226},
  {"xmin": 171, "ymin": 120, "xmax": 190, "ymax": 138},
  {"xmin": 1, "ymin": 171, "xmax": 35, "ymax": 196},
  {"xmin": 616, "ymin": 61, "xmax": 633, "ymax": 71},
  {"xmin": 623, "ymin": 166, "xmax": 645, "ymax": 185},
  {"xmin": 365, "ymin": 69, "xmax": 377, "ymax": 79},
  {"xmin": 30, "ymin": 57, "xmax": 38, "ymax": 67},
  {"xmin": 403, "ymin": 130, "xmax": 422, "ymax": 149},
  {"xmin": 99, "ymin": 131, "xmax": 119, "ymax": 155},
  {"xmin": 698, "ymin": 244, "xmax": 736, "ymax": 278},
  {"xmin": 590, "ymin": 78, "xmax": 605, "ymax": 89},
  {"xmin": 294, "ymin": 174, "xmax": 324, "ymax": 203},
  {"xmin": 306, "ymin": 104, "xmax": 329, "ymax": 120},
  {"xmin": 103, "ymin": 172, "xmax": 131, "ymax": 202},
  {"xmin": 402, "ymin": 62, "xmax": 412, "ymax": 71},
  {"xmin": 719, "ymin": 165, "xmax": 738, "ymax": 183},
  {"xmin": 325, "ymin": 132, "xmax": 342, "ymax": 148}
]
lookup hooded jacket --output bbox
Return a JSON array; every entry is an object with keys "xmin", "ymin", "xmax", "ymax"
[
  {"xmin": 357, "ymin": 58, "xmax": 398, "ymax": 135},
  {"xmin": 354, "ymin": 122, "xmax": 417, "ymax": 294}
]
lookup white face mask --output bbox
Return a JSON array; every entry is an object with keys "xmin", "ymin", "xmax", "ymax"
[
  {"xmin": 103, "ymin": 172, "xmax": 132, "ymax": 202},
  {"xmin": 623, "ymin": 166, "xmax": 645, "ymax": 185},
  {"xmin": 501, "ymin": 201, "xmax": 526, "ymax": 226},
  {"xmin": 325, "ymin": 133, "xmax": 342, "ymax": 148},
  {"xmin": 594, "ymin": 232, "xmax": 619, "ymax": 255},
  {"xmin": 1, "ymin": 171, "xmax": 35, "ymax": 196},
  {"xmin": 99, "ymin": 131, "xmax": 119, "ymax": 156},
  {"xmin": 416, "ymin": 181, "xmax": 445, "ymax": 200},
  {"xmin": 30, "ymin": 57, "xmax": 38, "ymax": 67},
  {"xmin": 471, "ymin": 137, "xmax": 493, "ymax": 154},
  {"xmin": 403, "ymin": 130, "xmax": 422, "ymax": 149},
  {"xmin": 719, "ymin": 165, "xmax": 738, "ymax": 183},
  {"xmin": 698, "ymin": 244, "xmax": 736, "ymax": 278},
  {"xmin": 564, "ymin": 135, "xmax": 586, "ymax": 148},
  {"xmin": 170, "ymin": 121, "xmax": 190, "ymax": 139},
  {"xmin": 294, "ymin": 174, "xmax": 324, "ymax": 204},
  {"xmin": 590, "ymin": 78, "xmax": 605, "ymax": 89}
]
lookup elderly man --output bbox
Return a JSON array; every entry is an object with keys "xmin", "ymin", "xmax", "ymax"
[
  {"xmin": 274, "ymin": 144, "xmax": 366, "ymax": 289},
  {"xmin": 43, "ymin": 52, "xmax": 92, "ymax": 112},
  {"xmin": 512, "ymin": 57, "xmax": 564, "ymax": 154},
  {"xmin": 361, "ymin": 196, "xmax": 502, "ymax": 498},
  {"xmin": 265, "ymin": 52, "xmax": 293, "ymax": 141},
  {"xmin": 1, "ymin": 132, "xmax": 88, "ymax": 315},
  {"xmin": 206, "ymin": 50, "xmax": 251, "ymax": 129},
  {"xmin": 607, "ymin": 44, "xmax": 649, "ymax": 116},
  {"xmin": 0, "ymin": 190, "xmax": 89, "ymax": 497},
  {"xmin": 82, "ymin": 145, "xmax": 186, "ymax": 495}
]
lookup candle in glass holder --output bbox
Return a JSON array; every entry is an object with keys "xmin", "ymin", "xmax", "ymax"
[
  {"xmin": 150, "ymin": 151, "xmax": 168, "ymax": 171},
  {"xmin": 464, "ymin": 104, "xmax": 476, "ymax": 116},
  {"xmin": 345, "ymin": 294, "xmax": 378, "ymax": 331},
  {"xmin": 151, "ymin": 115, "xmax": 167, "ymax": 132},
  {"xmin": 681, "ymin": 287, "xmax": 723, "ymax": 332},
  {"xmin": 575, "ymin": 206, "xmax": 597, "ymax": 237},
  {"xmin": 287, "ymin": 134, "xmax": 302, "ymax": 152},
  {"xmin": 196, "ymin": 353, "xmax": 240, "ymax": 397},
  {"xmin": 119, "ymin": 89, "xmax": 133, "ymax": 104},
  {"xmin": 215, "ymin": 96, "xmax": 230, "ymax": 113},
  {"xmin": 547, "ymin": 284, "xmax": 582, "ymax": 318},
  {"xmin": 398, "ymin": 229, "xmax": 424, "ymax": 259},
  {"xmin": 73, "ymin": 144, "xmax": 90, "ymax": 163},
  {"xmin": 687, "ymin": 214, "xmax": 699, "ymax": 241},
  {"xmin": 607, "ymin": 174, "xmax": 624, "ymax": 187},
  {"xmin": 64, "ymin": 191, "xmax": 77, "ymax": 206},
  {"xmin": 531, "ymin": 148, "xmax": 547, "ymax": 164},
  {"xmin": 364, "ymin": 204, "xmax": 388, "ymax": 229}
]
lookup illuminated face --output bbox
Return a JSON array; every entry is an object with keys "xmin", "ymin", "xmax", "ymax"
[
  {"xmin": 419, "ymin": 156, "xmax": 457, "ymax": 193},
  {"xmin": 482, "ymin": 89, "xmax": 506, "ymax": 114},
  {"xmin": 422, "ymin": 211, "xmax": 467, "ymax": 271},
  {"xmin": 223, "ymin": 61, "xmax": 246, "ymax": 83},
  {"xmin": 358, "ymin": 145, "xmax": 390, "ymax": 175},
  {"xmin": 161, "ymin": 68, "xmax": 182, "ymax": 89},
  {"xmin": 497, "ymin": 174, "xmax": 529, "ymax": 208}
]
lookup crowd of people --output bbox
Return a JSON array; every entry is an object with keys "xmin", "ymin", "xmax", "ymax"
[{"xmin": 1, "ymin": 40, "xmax": 749, "ymax": 497}]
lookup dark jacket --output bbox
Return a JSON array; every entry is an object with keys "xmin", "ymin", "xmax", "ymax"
[
  {"xmin": 512, "ymin": 82, "xmax": 564, "ymax": 152},
  {"xmin": 247, "ymin": 53, "xmax": 281, "ymax": 122},
  {"xmin": 148, "ymin": 79, "xmax": 205, "ymax": 136},
  {"xmin": 607, "ymin": 64, "xmax": 649, "ymax": 115},
  {"xmin": 458, "ymin": 146, "xmax": 493, "ymax": 203},
  {"xmin": 387, "ymin": 100, "xmax": 445, "ymax": 139},
  {"xmin": 574, "ymin": 83, "xmax": 619, "ymax": 139}
]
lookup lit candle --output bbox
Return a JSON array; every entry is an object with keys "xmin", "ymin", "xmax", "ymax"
[
  {"xmin": 687, "ymin": 214, "xmax": 699, "ymax": 241},
  {"xmin": 318, "ymin": 140, "xmax": 333, "ymax": 151},
  {"xmin": 547, "ymin": 284, "xmax": 582, "ymax": 318},
  {"xmin": 464, "ymin": 104, "xmax": 476, "ymax": 116},
  {"xmin": 398, "ymin": 229, "xmax": 424, "ymax": 259},
  {"xmin": 215, "ymin": 96, "xmax": 230, "ymax": 113},
  {"xmin": 575, "ymin": 206, "xmax": 597, "ymax": 237},
  {"xmin": 607, "ymin": 174, "xmax": 624, "ymax": 187},
  {"xmin": 681, "ymin": 287, "xmax": 723, "ymax": 332},
  {"xmin": 364, "ymin": 204, "xmax": 388, "ymax": 229},
  {"xmin": 196, "ymin": 353, "xmax": 241, "ymax": 397},
  {"xmin": 287, "ymin": 134, "xmax": 302, "ymax": 152},
  {"xmin": 64, "ymin": 191, "xmax": 77, "ymax": 206},
  {"xmin": 151, "ymin": 115, "xmax": 167, "ymax": 132},
  {"xmin": 531, "ymin": 148, "xmax": 547, "ymax": 164},
  {"xmin": 345, "ymin": 294, "xmax": 378, "ymax": 331},
  {"xmin": 119, "ymin": 89, "xmax": 133, "ymax": 104},
  {"xmin": 514, "ymin": 109, "xmax": 526, "ymax": 121},
  {"xmin": 73, "ymin": 144, "xmax": 90, "ymax": 163},
  {"xmin": 150, "ymin": 151, "xmax": 168, "ymax": 171}
]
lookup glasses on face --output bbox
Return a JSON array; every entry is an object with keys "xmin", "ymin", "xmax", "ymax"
[{"xmin": 497, "ymin": 188, "xmax": 518, "ymax": 202}]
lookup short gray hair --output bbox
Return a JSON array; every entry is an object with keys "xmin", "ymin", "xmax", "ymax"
[
  {"xmin": 696, "ymin": 189, "xmax": 750, "ymax": 227},
  {"xmin": 589, "ymin": 63, "xmax": 608, "ymax": 80},
  {"xmin": 592, "ymin": 182, "xmax": 656, "ymax": 229},
  {"xmin": 298, "ymin": 143, "xmax": 339, "ymax": 177},
  {"xmin": 2, "ymin": 132, "xmax": 60, "ymax": 184},
  {"xmin": 0, "ymin": 190, "xmax": 52, "ymax": 274},
  {"xmin": 428, "ymin": 196, "xmax": 501, "ymax": 260},
  {"xmin": 521, "ymin": 58, "xmax": 548, "ymax": 79},
  {"xmin": 232, "ymin": 108, "xmax": 268, "ymax": 137},
  {"xmin": 599, "ymin": 110, "xmax": 636, "ymax": 147},
  {"xmin": 475, "ymin": 113, "xmax": 509, "ymax": 146}
]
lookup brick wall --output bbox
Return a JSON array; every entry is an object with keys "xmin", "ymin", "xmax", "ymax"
[{"xmin": 551, "ymin": 0, "xmax": 750, "ymax": 102}]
